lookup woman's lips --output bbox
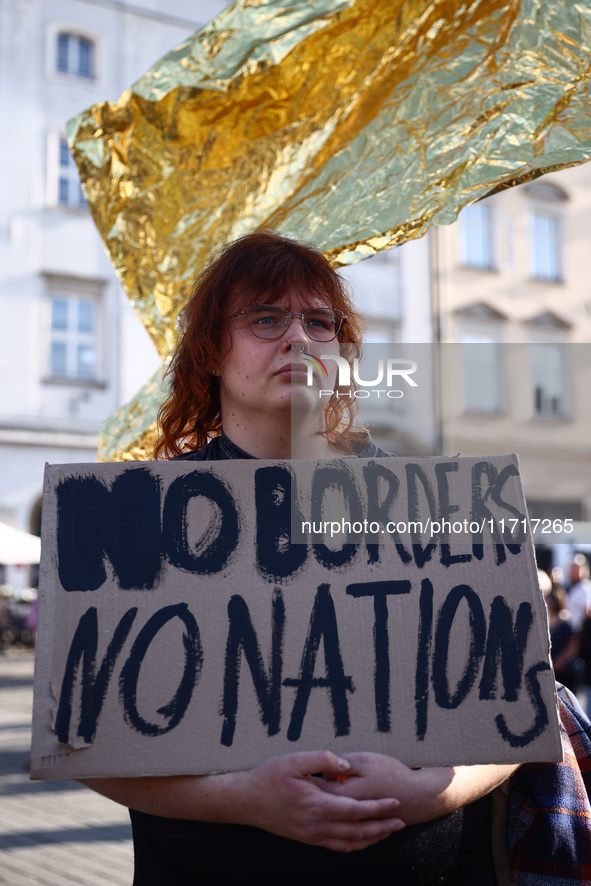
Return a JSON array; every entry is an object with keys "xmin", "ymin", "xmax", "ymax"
[{"xmin": 275, "ymin": 364, "xmax": 309, "ymax": 379}]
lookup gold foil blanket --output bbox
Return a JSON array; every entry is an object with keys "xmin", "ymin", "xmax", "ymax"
[{"xmin": 66, "ymin": 0, "xmax": 591, "ymax": 460}]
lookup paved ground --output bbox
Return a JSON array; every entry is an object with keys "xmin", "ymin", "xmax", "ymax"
[
  {"xmin": 2, "ymin": 646, "xmax": 589, "ymax": 886},
  {"xmin": 0, "ymin": 649, "xmax": 134, "ymax": 886}
]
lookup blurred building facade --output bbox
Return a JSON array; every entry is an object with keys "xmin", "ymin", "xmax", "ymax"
[
  {"xmin": 434, "ymin": 164, "xmax": 591, "ymax": 562},
  {"xmin": 349, "ymin": 163, "xmax": 591, "ymax": 563},
  {"xmin": 0, "ymin": 0, "xmax": 227, "ymax": 586}
]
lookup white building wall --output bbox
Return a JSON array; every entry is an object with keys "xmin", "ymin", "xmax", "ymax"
[{"xmin": 0, "ymin": 0, "xmax": 228, "ymax": 546}]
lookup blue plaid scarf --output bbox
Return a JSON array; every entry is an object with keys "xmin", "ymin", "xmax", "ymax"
[{"xmin": 507, "ymin": 686, "xmax": 591, "ymax": 885}]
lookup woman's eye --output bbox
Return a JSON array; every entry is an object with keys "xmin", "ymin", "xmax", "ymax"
[
  {"xmin": 255, "ymin": 314, "xmax": 279, "ymax": 325},
  {"xmin": 307, "ymin": 313, "xmax": 334, "ymax": 330}
]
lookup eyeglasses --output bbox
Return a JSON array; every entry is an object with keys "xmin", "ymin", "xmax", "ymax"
[{"xmin": 233, "ymin": 304, "xmax": 346, "ymax": 342}]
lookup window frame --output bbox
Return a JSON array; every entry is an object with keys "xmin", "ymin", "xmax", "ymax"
[
  {"xmin": 528, "ymin": 210, "xmax": 563, "ymax": 283},
  {"xmin": 56, "ymin": 32, "xmax": 94, "ymax": 79},
  {"xmin": 526, "ymin": 333, "xmax": 571, "ymax": 421},
  {"xmin": 43, "ymin": 277, "xmax": 105, "ymax": 386},
  {"xmin": 455, "ymin": 313, "xmax": 506, "ymax": 416},
  {"xmin": 46, "ymin": 130, "xmax": 86, "ymax": 210},
  {"xmin": 459, "ymin": 201, "xmax": 496, "ymax": 271},
  {"xmin": 45, "ymin": 22, "xmax": 101, "ymax": 85},
  {"xmin": 524, "ymin": 182, "xmax": 568, "ymax": 284},
  {"xmin": 450, "ymin": 301, "xmax": 511, "ymax": 418},
  {"xmin": 458, "ymin": 335, "xmax": 503, "ymax": 415}
]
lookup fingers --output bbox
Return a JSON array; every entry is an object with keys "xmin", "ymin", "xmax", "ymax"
[
  {"xmin": 323, "ymin": 816, "xmax": 405, "ymax": 841},
  {"xmin": 324, "ymin": 795, "xmax": 401, "ymax": 823},
  {"xmin": 252, "ymin": 752, "xmax": 406, "ymax": 851},
  {"xmin": 281, "ymin": 750, "xmax": 350, "ymax": 779},
  {"xmin": 304, "ymin": 814, "xmax": 405, "ymax": 853}
]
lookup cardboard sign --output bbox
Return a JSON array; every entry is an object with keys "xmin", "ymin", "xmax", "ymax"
[{"xmin": 30, "ymin": 455, "xmax": 561, "ymax": 780}]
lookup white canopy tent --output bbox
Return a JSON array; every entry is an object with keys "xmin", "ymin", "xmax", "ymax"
[{"xmin": 0, "ymin": 522, "xmax": 41, "ymax": 565}]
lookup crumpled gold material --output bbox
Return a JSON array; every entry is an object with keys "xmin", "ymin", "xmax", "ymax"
[{"xmin": 67, "ymin": 0, "xmax": 591, "ymax": 461}]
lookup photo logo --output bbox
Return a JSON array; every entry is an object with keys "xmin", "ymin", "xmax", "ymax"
[
  {"xmin": 304, "ymin": 354, "xmax": 418, "ymax": 399},
  {"xmin": 302, "ymin": 355, "xmax": 328, "ymax": 377}
]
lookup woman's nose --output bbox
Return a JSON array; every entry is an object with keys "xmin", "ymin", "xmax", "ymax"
[{"xmin": 283, "ymin": 314, "xmax": 309, "ymax": 346}]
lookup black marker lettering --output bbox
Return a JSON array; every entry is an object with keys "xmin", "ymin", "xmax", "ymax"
[
  {"xmin": 255, "ymin": 466, "xmax": 307, "ymax": 581},
  {"xmin": 479, "ymin": 597, "xmax": 533, "ymax": 701},
  {"xmin": 415, "ymin": 579, "xmax": 434, "ymax": 740},
  {"xmin": 363, "ymin": 462, "xmax": 411, "ymax": 565},
  {"xmin": 221, "ymin": 589, "xmax": 285, "ymax": 747},
  {"xmin": 346, "ymin": 580, "xmax": 411, "ymax": 732},
  {"xmin": 432, "ymin": 584, "xmax": 486, "ymax": 709},
  {"xmin": 284, "ymin": 584, "xmax": 354, "ymax": 741},
  {"xmin": 405, "ymin": 463, "xmax": 438, "ymax": 568},
  {"xmin": 57, "ymin": 468, "xmax": 162, "ymax": 591},
  {"xmin": 163, "ymin": 472, "xmax": 239, "ymax": 575},
  {"xmin": 494, "ymin": 661, "xmax": 550, "ymax": 747},
  {"xmin": 55, "ymin": 606, "xmax": 137, "ymax": 745},
  {"xmin": 119, "ymin": 604, "xmax": 202, "ymax": 736},
  {"xmin": 489, "ymin": 464, "xmax": 524, "ymax": 552},
  {"xmin": 311, "ymin": 464, "xmax": 362, "ymax": 570}
]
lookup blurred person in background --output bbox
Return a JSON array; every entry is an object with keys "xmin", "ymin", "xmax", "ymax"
[
  {"xmin": 541, "ymin": 569, "xmax": 584, "ymax": 694},
  {"xmin": 0, "ymin": 589, "xmax": 10, "ymax": 652},
  {"xmin": 550, "ymin": 565, "xmax": 567, "ymax": 597},
  {"xmin": 567, "ymin": 554, "xmax": 591, "ymax": 634},
  {"xmin": 580, "ymin": 608, "xmax": 591, "ymax": 716}
]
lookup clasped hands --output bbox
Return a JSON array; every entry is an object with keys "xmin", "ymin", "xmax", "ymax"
[
  {"xmin": 84, "ymin": 751, "xmax": 516, "ymax": 855},
  {"xmin": 230, "ymin": 750, "xmax": 457, "ymax": 853}
]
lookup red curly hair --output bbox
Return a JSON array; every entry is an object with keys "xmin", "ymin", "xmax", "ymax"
[{"xmin": 155, "ymin": 231, "xmax": 367, "ymax": 459}]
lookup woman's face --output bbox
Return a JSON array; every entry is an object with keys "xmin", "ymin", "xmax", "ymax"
[{"xmin": 215, "ymin": 291, "xmax": 341, "ymax": 425}]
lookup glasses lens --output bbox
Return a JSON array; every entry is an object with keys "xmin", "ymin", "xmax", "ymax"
[
  {"xmin": 246, "ymin": 305, "xmax": 289, "ymax": 339},
  {"xmin": 303, "ymin": 309, "xmax": 340, "ymax": 341},
  {"xmin": 244, "ymin": 305, "xmax": 343, "ymax": 341}
]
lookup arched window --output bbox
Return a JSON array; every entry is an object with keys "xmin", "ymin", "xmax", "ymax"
[{"xmin": 56, "ymin": 32, "xmax": 94, "ymax": 78}]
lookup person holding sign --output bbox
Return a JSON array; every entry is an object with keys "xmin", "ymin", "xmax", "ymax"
[{"xmin": 86, "ymin": 232, "xmax": 522, "ymax": 884}]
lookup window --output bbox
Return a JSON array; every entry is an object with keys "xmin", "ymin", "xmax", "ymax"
[
  {"xmin": 49, "ymin": 294, "xmax": 97, "ymax": 380},
  {"xmin": 56, "ymin": 33, "xmax": 94, "ymax": 78},
  {"xmin": 58, "ymin": 137, "xmax": 85, "ymax": 208},
  {"xmin": 455, "ymin": 304, "xmax": 506, "ymax": 414},
  {"xmin": 460, "ymin": 335, "xmax": 500, "ymax": 412},
  {"xmin": 529, "ymin": 343, "xmax": 566, "ymax": 417},
  {"xmin": 341, "ymin": 248, "xmax": 401, "ymax": 320},
  {"xmin": 529, "ymin": 213, "xmax": 561, "ymax": 281},
  {"xmin": 460, "ymin": 203, "xmax": 494, "ymax": 269}
]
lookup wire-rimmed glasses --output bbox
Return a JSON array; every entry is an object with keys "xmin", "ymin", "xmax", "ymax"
[{"xmin": 234, "ymin": 304, "xmax": 346, "ymax": 342}]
